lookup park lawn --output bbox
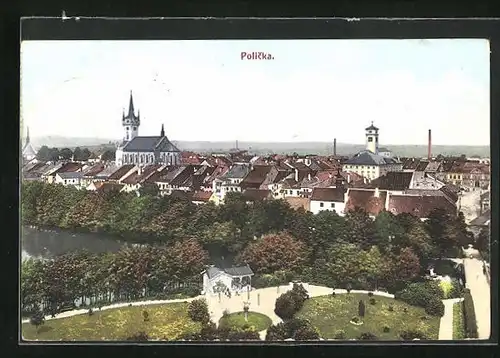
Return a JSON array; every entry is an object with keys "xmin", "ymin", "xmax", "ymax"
[
  {"xmin": 452, "ymin": 302, "xmax": 466, "ymax": 340},
  {"xmin": 218, "ymin": 312, "xmax": 272, "ymax": 332},
  {"xmin": 295, "ymin": 293, "xmax": 440, "ymax": 340},
  {"xmin": 22, "ymin": 302, "xmax": 201, "ymax": 341}
]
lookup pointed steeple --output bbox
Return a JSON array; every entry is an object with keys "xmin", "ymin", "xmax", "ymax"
[
  {"xmin": 26, "ymin": 126, "xmax": 30, "ymax": 145},
  {"xmin": 127, "ymin": 90, "xmax": 135, "ymax": 117},
  {"xmin": 160, "ymin": 124, "xmax": 165, "ymax": 137}
]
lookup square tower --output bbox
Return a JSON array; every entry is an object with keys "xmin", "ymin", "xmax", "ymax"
[{"xmin": 365, "ymin": 121, "xmax": 379, "ymax": 154}]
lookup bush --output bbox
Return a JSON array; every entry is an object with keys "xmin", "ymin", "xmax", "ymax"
[
  {"xmin": 179, "ymin": 332, "xmax": 202, "ymax": 341},
  {"xmin": 448, "ymin": 278, "xmax": 464, "ymax": 299},
  {"xmin": 334, "ymin": 329, "xmax": 346, "ymax": 339},
  {"xmin": 284, "ymin": 318, "xmax": 310, "ymax": 337},
  {"xmin": 358, "ymin": 332, "xmax": 378, "ymax": 340},
  {"xmin": 222, "ymin": 309, "xmax": 230, "ymax": 317},
  {"xmin": 187, "ymin": 298, "xmax": 210, "ymax": 323},
  {"xmin": 388, "ymin": 305, "xmax": 394, "ymax": 312},
  {"xmin": 433, "ymin": 259, "xmax": 459, "ymax": 277},
  {"xmin": 424, "ymin": 297, "xmax": 445, "ymax": 317},
  {"xmin": 125, "ymin": 331, "xmax": 149, "ymax": 341},
  {"xmin": 399, "ymin": 330, "xmax": 427, "ymax": 340},
  {"xmin": 274, "ymin": 292, "xmax": 297, "ymax": 320},
  {"xmin": 368, "ymin": 291, "xmax": 374, "ymax": 297},
  {"xmin": 382, "ymin": 325, "xmax": 390, "ymax": 333},
  {"xmin": 227, "ymin": 328, "xmax": 260, "ymax": 341},
  {"xmin": 369, "ymin": 298, "xmax": 376, "ymax": 305},
  {"xmin": 200, "ymin": 321, "xmax": 218, "ymax": 341},
  {"xmin": 87, "ymin": 308, "xmax": 93, "ymax": 316},
  {"xmin": 142, "ymin": 310, "xmax": 149, "ymax": 322},
  {"xmin": 351, "ymin": 317, "xmax": 361, "ymax": 323},
  {"xmin": 395, "ymin": 281, "xmax": 444, "ymax": 308},
  {"xmin": 252, "ymin": 273, "xmax": 286, "ymax": 288},
  {"xmin": 29, "ymin": 310, "xmax": 45, "ymax": 330},
  {"xmin": 358, "ymin": 300, "xmax": 365, "ymax": 317},
  {"xmin": 463, "ymin": 289, "xmax": 478, "ymax": 338},
  {"xmin": 293, "ymin": 325, "xmax": 320, "ymax": 341},
  {"xmin": 265, "ymin": 322, "xmax": 288, "ymax": 341}
]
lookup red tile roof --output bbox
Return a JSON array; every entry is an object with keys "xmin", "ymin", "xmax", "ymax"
[
  {"xmin": 368, "ymin": 172, "xmax": 413, "ymax": 191},
  {"xmin": 56, "ymin": 162, "xmax": 83, "ymax": 174},
  {"xmin": 108, "ymin": 164, "xmax": 135, "ymax": 181},
  {"xmin": 310, "ymin": 187, "xmax": 345, "ymax": 202},
  {"xmin": 388, "ymin": 194, "xmax": 456, "ymax": 218},
  {"xmin": 346, "ymin": 189, "xmax": 387, "ymax": 215},
  {"xmin": 240, "ymin": 165, "xmax": 273, "ymax": 190},
  {"xmin": 192, "ymin": 190, "xmax": 213, "ymax": 202}
]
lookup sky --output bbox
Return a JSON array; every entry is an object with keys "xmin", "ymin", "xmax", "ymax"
[{"xmin": 20, "ymin": 39, "xmax": 490, "ymax": 145}]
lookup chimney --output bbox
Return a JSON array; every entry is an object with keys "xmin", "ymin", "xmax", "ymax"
[
  {"xmin": 307, "ymin": 173, "xmax": 311, "ymax": 181},
  {"xmin": 333, "ymin": 138, "xmax": 337, "ymax": 156},
  {"xmin": 428, "ymin": 129, "xmax": 432, "ymax": 160},
  {"xmin": 374, "ymin": 187, "xmax": 380, "ymax": 198},
  {"xmin": 295, "ymin": 169, "xmax": 299, "ymax": 182}
]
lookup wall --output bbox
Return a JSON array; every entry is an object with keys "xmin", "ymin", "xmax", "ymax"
[{"xmin": 310, "ymin": 200, "xmax": 345, "ymax": 215}]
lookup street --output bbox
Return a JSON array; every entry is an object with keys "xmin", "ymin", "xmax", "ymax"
[{"xmin": 463, "ymin": 257, "xmax": 491, "ymax": 339}]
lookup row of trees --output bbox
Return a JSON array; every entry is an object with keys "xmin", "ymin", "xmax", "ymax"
[
  {"xmin": 22, "ymin": 181, "xmax": 473, "ymax": 297},
  {"xmin": 35, "ymin": 146, "xmax": 116, "ymax": 162},
  {"xmin": 21, "ymin": 240, "xmax": 207, "ymax": 315}
]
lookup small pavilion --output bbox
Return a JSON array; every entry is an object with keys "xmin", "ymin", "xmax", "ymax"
[{"xmin": 201, "ymin": 264, "xmax": 254, "ymax": 295}]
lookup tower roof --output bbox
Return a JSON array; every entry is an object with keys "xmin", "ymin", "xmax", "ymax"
[
  {"xmin": 365, "ymin": 121, "xmax": 379, "ymax": 131},
  {"xmin": 127, "ymin": 91, "xmax": 135, "ymax": 118}
]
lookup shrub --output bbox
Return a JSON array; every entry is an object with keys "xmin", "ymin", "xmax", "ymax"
[
  {"xmin": 179, "ymin": 332, "xmax": 202, "ymax": 341},
  {"xmin": 334, "ymin": 329, "xmax": 346, "ymax": 339},
  {"xmin": 358, "ymin": 332, "xmax": 378, "ymax": 340},
  {"xmin": 395, "ymin": 281, "xmax": 444, "ymax": 308},
  {"xmin": 463, "ymin": 289, "xmax": 478, "ymax": 338},
  {"xmin": 142, "ymin": 310, "xmax": 149, "ymax": 322},
  {"xmin": 293, "ymin": 325, "xmax": 320, "ymax": 341},
  {"xmin": 87, "ymin": 308, "xmax": 93, "ymax": 316},
  {"xmin": 399, "ymin": 330, "xmax": 427, "ymax": 340},
  {"xmin": 388, "ymin": 305, "xmax": 394, "ymax": 312},
  {"xmin": 265, "ymin": 322, "xmax": 288, "ymax": 341},
  {"xmin": 291, "ymin": 283, "xmax": 309, "ymax": 307},
  {"xmin": 222, "ymin": 309, "xmax": 230, "ymax": 317},
  {"xmin": 331, "ymin": 291, "xmax": 336, "ymax": 297},
  {"xmin": 425, "ymin": 298, "xmax": 445, "ymax": 317},
  {"xmin": 382, "ymin": 325, "xmax": 390, "ymax": 333},
  {"xmin": 216, "ymin": 326, "xmax": 231, "ymax": 341},
  {"xmin": 274, "ymin": 292, "xmax": 297, "ymax": 320},
  {"xmin": 284, "ymin": 318, "xmax": 310, "ymax": 337},
  {"xmin": 448, "ymin": 278, "xmax": 464, "ymax": 299},
  {"xmin": 187, "ymin": 298, "xmax": 210, "ymax": 323},
  {"xmin": 346, "ymin": 283, "xmax": 352, "ymax": 293},
  {"xmin": 29, "ymin": 311, "xmax": 45, "ymax": 331},
  {"xmin": 369, "ymin": 298, "xmax": 376, "ymax": 305},
  {"xmin": 227, "ymin": 328, "xmax": 260, "ymax": 341},
  {"xmin": 368, "ymin": 291, "xmax": 374, "ymax": 297},
  {"xmin": 358, "ymin": 300, "xmax": 366, "ymax": 317},
  {"xmin": 200, "ymin": 321, "xmax": 218, "ymax": 341},
  {"xmin": 351, "ymin": 316, "xmax": 361, "ymax": 323},
  {"xmin": 125, "ymin": 331, "xmax": 149, "ymax": 341}
]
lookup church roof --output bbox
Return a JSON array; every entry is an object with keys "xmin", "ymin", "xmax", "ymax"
[
  {"xmin": 22, "ymin": 143, "xmax": 37, "ymax": 158},
  {"xmin": 122, "ymin": 136, "xmax": 180, "ymax": 153},
  {"xmin": 365, "ymin": 122, "xmax": 379, "ymax": 131}
]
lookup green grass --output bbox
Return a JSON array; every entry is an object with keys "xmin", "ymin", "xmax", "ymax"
[
  {"xmin": 453, "ymin": 302, "xmax": 466, "ymax": 340},
  {"xmin": 295, "ymin": 294, "xmax": 440, "ymax": 340},
  {"xmin": 22, "ymin": 303, "xmax": 201, "ymax": 341},
  {"xmin": 218, "ymin": 312, "xmax": 272, "ymax": 332}
]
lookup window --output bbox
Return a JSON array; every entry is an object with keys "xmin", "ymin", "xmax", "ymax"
[
  {"xmin": 330, "ymin": 203, "xmax": 335, "ymax": 208},
  {"xmin": 367, "ymin": 137, "xmax": 373, "ymax": 142},
  {"xmin": 133, "ymin": 127, "xmax": 137, "ymax": 131},
  {"xmin": 320, "ymin": 202, "xmax": 324, "ymax": 207},
  {"xmin": 126, "ymin": 127, "xmax": 130, "ymax": 130}
]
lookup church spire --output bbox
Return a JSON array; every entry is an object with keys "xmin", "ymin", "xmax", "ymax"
[
  {"xmin": 127, "ymin": 90, "xmax": 135, "ymax": 117},
  {"xmin": 26, "ymin": 126, "xmax": 30, "ymax": 145},
  {"xmin": 160, "ymin": 124, "xmax": 165, "ymax": 137}
]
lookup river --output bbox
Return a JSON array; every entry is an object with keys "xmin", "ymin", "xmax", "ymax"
[{"xmin": 21, "ymin": 226, "xmax": 124, "ymax": 261}]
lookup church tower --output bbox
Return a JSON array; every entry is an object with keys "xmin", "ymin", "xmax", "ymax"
[
  {"xmin": 365, "ymin": 121, "xmax": 379, "ymax": 154},
  {"xmin": 122, "ymin": 91, "xmax": 140, "ymax": 142}
]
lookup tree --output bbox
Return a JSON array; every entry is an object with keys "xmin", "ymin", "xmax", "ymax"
[
  {"xmin": 373, "ymin": 211, "xmax": 405, "ymax": 253},
  {"xmin": 187, "ymin": 298, "xmax": 210, "ymax": 324},
  {"xmin": 344, "ymin": 208, "xmax": 376, "ymax": 249},
  {"xmin": 274, "ymin": 292, "xmax": 298, "ymax": 320},
  {"xmin": 48, "ymin": 147, "xmax": 60, "ymax": 161},
  {"xmin": 100, "ymin": 150, "xmax": 116, "ymax": 161},
  {"xmin": 138, "ymin": 183, "xmax": 160, "ymax": 197},
  {"xmin": 293, "ymin": 325, "xmax": 320, "ymax": 340},
  {"xmin": 476, "ymin": 227, "xmax": 490, "ymax": 260},
  {"xmin": 237, "ymin": 232, "xmax": 308, "ymax": 274},
  {"xmin": 36, "ymin": 145, "xmax": 50, "ymax": 161},
  {"xmin": 265, "ymin": 322, "xmax": 288, "ymax": 340},
  {"xmin": 81, "ymin": 148, "xmax": 92, "ymax": 161},
  {"xmin": 406, "ymin": 223, "xmax": 436, "ymax": 264},
  {"xmin": 324, "ymin": 243, "xmax": 364, "ymax": 287},
  {"xmin": 358, "ymin": 300, "xmax": 365, "ymax": 317},
  {"xmin": 72, "ymin": 147, "xmax": 83, "ymax": 161},
  {"xmin": 392, "ymin": 247, "xmax": 421, "ymax": 283},
  {"xmin": 29, "ymin": 310, "xmax": 45, "ymax": 334},
  {"xmin": 59, "ymin": 147, "xmax": 73, "ymax": 160}
]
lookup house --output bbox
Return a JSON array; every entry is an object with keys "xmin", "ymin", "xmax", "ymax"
[
  {"xmin": 366, "ymin": 171, "xmax": 414, "ymax": 193},
  {"xmin": 480, "ymin": 191, "xmax": 490, "ymax": 214},
  {"xmin": 410, "ymin": 171, "xmax": 445, "ymax": 190},
  {"xmin": 201, "ymin": 265, "xmax": 254, "ymax": 295},
  {"xmin": 309, "ymin": 187, "xmax": 346, "ymax": 215},
  {"xmin": 242, "ymin": 189, "xmax": 273, "ymax": 203},
  {"xmin": 107, "ymin": 164, "xmax": 136, "ymax": 182},
  {"xmin": 377, "ymin": 147, "xmax": 393, "ymax": 158},
  {"xmin": 93, "ymin": 165, "xmax": 120, "ymax": 182},
  {"xmin": 217, "ymin": 164, "xmax": 251, "ymax": 202},
  {"xmin": 80, "ymin": 164, "xmax": 106, "ymax": 187},
  {"xmin": 240, "ymin": 165, "xmax": 273, "ymax": 190},
  {"xmin": 154, "ymin": 165, "xmax": 196, "ymax": 195},
  {"xmin": 55, "ymin": 172, "xmax": 83, "ymax": 187},
  {"xmin": 345, "ymin": 188, "xmax": 388, "ymax": 217},
  {"xmin": 468, "ymin": 210, "xmax": 491, "ymax": 238},
  {"xmin": 387, "ymin": 193, "xmax": 457, "ymax": 220},
  {"xmin": 191, "ymin": 190, "xmax": 213, "ymax": 205}
]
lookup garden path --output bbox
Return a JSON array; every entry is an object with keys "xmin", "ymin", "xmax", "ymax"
[
  {"xmin": 463, "ymin": 256, "xmax": 491, "ymax": 339},
  {"xmin": 21, "ymin": 296, "xmax": 204, "ymax": 324},
  {"xmin": 438, "ymin": 298, "xmax": 463, "ymax": 340}
]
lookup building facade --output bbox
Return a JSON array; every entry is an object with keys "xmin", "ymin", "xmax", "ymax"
[{"xmin": 115, "ymin": 91, "xmax": 181, "ymax": 167}]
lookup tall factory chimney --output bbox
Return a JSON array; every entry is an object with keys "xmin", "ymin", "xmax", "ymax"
[
  {"xmin": 428, "ymin": 129, "xmax": 432, "ymax": 160},
  {"xmin": 333, "ymin": 138, "xmax": 337, "ymax": 156}
]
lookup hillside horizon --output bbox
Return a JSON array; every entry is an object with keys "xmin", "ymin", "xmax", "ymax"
[{"xmin": 26, "ymin": 136, "xmax": 491, "ymax": 158}]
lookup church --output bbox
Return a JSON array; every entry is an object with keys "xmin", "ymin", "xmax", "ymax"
[
  {"xmin": 115, "ymin": 91, "xmax": 181, "ymax": 167},
  {"xmin": 342, "ymin": 122, "xmax": 402, "ymax": 181},
  {"xmin": 22, "ymin": 126, "xmax": 37, "ymax": 162}
]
